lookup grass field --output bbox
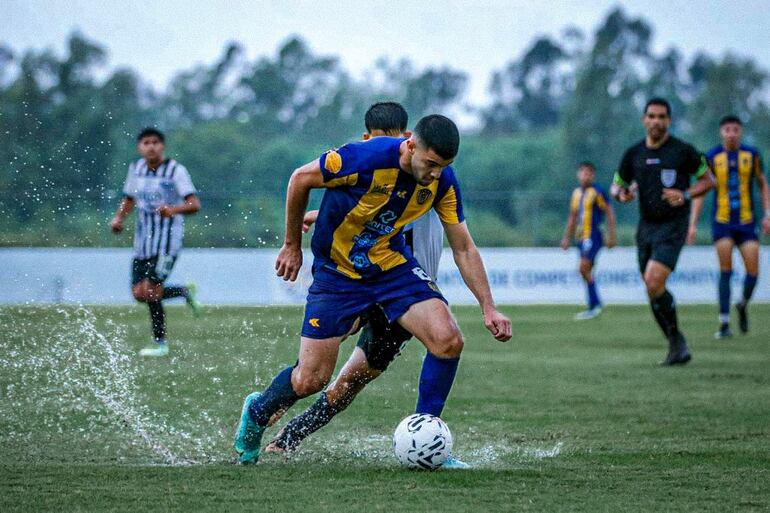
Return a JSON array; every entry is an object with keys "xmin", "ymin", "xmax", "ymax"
[{"xmin": 1, "ymin": 304, "xmax": 769, "ymax": 512}]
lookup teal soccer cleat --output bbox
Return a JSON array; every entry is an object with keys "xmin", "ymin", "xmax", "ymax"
[
  {"xmin": 234, "ymin": 392, "xmax": 265, "ymax": 464},
  {"xmin": 442, "ymin": 455, "xmax": 471, "ymax": 469}
]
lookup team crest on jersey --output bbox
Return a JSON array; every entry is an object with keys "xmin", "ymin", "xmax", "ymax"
[
  {"xmin": 416, "ymin": 189, "xmax": 433, "ymax": 205},
  {"xmin": 324, "ymin": 150, "xmax": 342, "ymax": 174},
  {"xmin": 660, "ymin": 169, "xmax": 677, "ymax": 187}
]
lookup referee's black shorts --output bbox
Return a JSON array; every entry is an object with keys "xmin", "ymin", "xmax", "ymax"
[{"xmin": 636, "ymin": 218, "xmax": 688, "ymax": 274}]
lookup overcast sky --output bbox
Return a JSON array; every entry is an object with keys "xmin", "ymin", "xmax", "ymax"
[{"xmin": 3, "ymin": 0, "xmax": 770, "ymax": 104}]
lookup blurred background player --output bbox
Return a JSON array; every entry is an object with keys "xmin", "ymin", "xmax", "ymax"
[
  {"xmin": 110, "ymin": 128, "xmax": 201, "ymax": 357},
  {"xmin": 234, "ymin": 114, "xmax": 511, "ymax": 464},
  {"xmin": 688, "ymin": 115, "xmax": 770, "ymax": 338},
  {"xmin": 263, "ymin": 102, "xmax": 468, "ymax": 466},
  {"xmin": 560, "ymin": 161, "xmax": 617, "ymax": 320},
  {"xmin": 611, "ymin": 98, "xmax": 714, "ymax": 366}
]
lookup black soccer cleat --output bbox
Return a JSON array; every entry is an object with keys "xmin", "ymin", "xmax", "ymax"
[
  {"xmin": 714, "ymin": 323, "xmax": 733, "ymax": 340},
  {"xmin": 660, "ymin": 333, "xmax": 692, "ymax": 366},
  {"xmin": 735, "ymin": 302, "xmax": 749, "ymax": 334}
]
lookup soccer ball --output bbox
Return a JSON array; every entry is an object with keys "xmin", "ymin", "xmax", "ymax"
[{"xmin": 392, "ymin": 413, "xmax": 453, "ymax": 469}]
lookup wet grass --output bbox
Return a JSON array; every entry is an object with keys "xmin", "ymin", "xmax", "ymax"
[{"xmin": 1, "ymin": 304, "xmax": 769, "ymax": 512}]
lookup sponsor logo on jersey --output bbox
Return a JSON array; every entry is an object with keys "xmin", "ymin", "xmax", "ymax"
[
  {"xmin": 371, "ymin": 184, "xmax": 392, "ymax": 195},
  {"xmin": 646, "ymin": 158, "xmax": 661, "ymax": 165}
]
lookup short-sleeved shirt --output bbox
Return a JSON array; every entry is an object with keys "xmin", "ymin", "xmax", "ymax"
[
  {"xmin": 569, "ymin": 184, "xmax": 609, "ymax": 241},
  {"xmin": 122, "ymin": 158, "xmax": 196, "ymax": 258},
  {"xmin": 615, "ymin": 136, "xmax": 708, "ymax": 223},
  {"xmin": 312, "ymin": 136, "xmax": 464, "ymax": 280},
  {"xmin": 705, "ymin": 144, "xmax": 764, "ymax": 225}
]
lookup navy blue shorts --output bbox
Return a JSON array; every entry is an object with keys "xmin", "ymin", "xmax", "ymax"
[
  {"xmin": 712, "ymin": 222, "xmax": 758, "ymax": 246},
  {"xmin": 576, "ymin": 235, "xmax": 603, "ymax": 264},
  {"xmin": 302, "ymin": 261, "xmax": 446, "ymax": 340}
]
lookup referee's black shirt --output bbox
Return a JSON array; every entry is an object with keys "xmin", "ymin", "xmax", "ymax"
[{"xmin": 615, "ymin": 136, "xmax": 708, "ymax": 224}]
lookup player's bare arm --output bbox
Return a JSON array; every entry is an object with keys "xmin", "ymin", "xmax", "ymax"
[
  {"xmin": 661, "ymin": 170, "xmax": 715, "ymax": 206},
  {"xmin": 757, "ymin": 172, "xmax": 770, "ymax": 234},
  {"xmin": 443, "ymin": 221, "xmax": 511, "ymax": 342},
  {"xmin": 302, "ymin": 210, "xmax": 319, "ymax": 233},
  {"xmin": 605, "ymin": 204, "xmax": 617, "ymax": 248},
  {"xmin": 157, "ymin": 194, "xmax": 201, "ymax": 218},
  {"xmin": 687, "ymin": 196, "xmax": 704, "ymax": 245},
  {"xmin": 111, "ymin": 197, "xmax": 135, "ymax": 233},
  {"xmin": 560, "ymin": 209, "xmax": 577, "ymax": 250},
  {"xmin": 276, "ymin": 159, "xmax": 325, "ymax": 281}
]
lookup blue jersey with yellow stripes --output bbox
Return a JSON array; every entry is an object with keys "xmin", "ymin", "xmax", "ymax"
[
  {"xmin": 569, "ymin": 184, "xmax": 609, "ymax": 241},
  {"xmin": 706, "ymin": 144, "xmax": 764, "ymax": 225},
  {"xmin": 312, "ymin": 136, "xmax": 464, "ymax": 280}
]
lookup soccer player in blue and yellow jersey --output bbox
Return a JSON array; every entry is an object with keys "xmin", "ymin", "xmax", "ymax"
[
  {"xmin": 233, "ymin": 115, "xmax": 512, "ymax": 464},
  {"xmin": 688, "ymin": 115, "xmax": 770, "ymax": 338},
  {"xmin": 560, "ymin": 162, "xmax": 617, "ymax": 320}
]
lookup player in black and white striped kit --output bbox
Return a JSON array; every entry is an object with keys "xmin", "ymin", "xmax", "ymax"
[{"xmin": 111, "ymin": 128, "xmax": 201, "ymax": 357}]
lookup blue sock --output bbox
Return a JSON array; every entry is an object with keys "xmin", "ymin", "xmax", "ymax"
[
  {"xmin": 743, "ymin": 274, "xmax": 758, "ymax": 304},
  {"xmin": 248, "ymin": 366, "xmax": 300, "ymax": 426},
  {"xmin": 587, "ymin": 280, "xmax": 600, "ymax": 309},
  {"xmin": 415, "ymin": 353, "xmax": 460, "ymax": 417},
  {"xmin": 719, "ymin": 271, "xmax": 732, "ymax": 318}
]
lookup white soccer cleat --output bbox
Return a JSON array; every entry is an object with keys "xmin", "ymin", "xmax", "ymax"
[
  {"xmin": 139, "ymin": 344, "xmax": 169, "ymax": 357},
  {"xmin": 574, "ymin": 306, "xmax": 602, "ymax": 321}
]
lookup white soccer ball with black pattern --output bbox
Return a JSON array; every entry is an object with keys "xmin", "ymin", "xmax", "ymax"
[{"xmin": 392, "ymin": 413, "xmax": 453, "ymax": 469}]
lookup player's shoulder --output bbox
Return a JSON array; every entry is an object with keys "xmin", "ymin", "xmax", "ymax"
[
  {"xmin": 623, "ymin": 139, "xmax": 646, "ymax": 157},
  {"xmin": 739, "ymin": 143, "xmax": 761, "ymax": 156},
  {"xmin": 668, "ymin": 135, "xmax": 700, "ymax": 154},
  {"xmin": 323, "ymin": 137, "xmax": 403, "ymax": 174},
  {"xmin": 130, "ymin": 158, "xmax": 146, "ymax": 173},
  {"xmin": 591, "ymin": 183, "xmax": 607, "ymax": 196},
  {"xmin": 705, "ymin": 144, "xmax": 725, "ymax": 159}
]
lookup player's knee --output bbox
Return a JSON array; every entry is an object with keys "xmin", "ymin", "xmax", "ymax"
[
  {"xmin": 432, "ymin": 329, "xmax": 464, "ymax": 358},
  {"xmin": 643, "ymin": 273, "xmax": 665, "ymax": 296},
  {"xmin": 132, "ymin": 286, "xmax": 147, "ymax": 302},
  {"xmin": 145, "ymin": 285, "xmax": 162, "ymax": 302},
  {"xmin": 292, "ymin": 373, "xmax": 331, "ymax": 398}
]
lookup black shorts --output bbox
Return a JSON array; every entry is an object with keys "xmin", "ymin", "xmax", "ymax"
[
  {"xmin": 355, "ymin": 305, "xmax": 413, "ymax": 372},
  {"xmin": 636, "ymin": 218, "xmax": 687, "ymax": 274},
  {"xmin": 131, "ymin": 255, "xmax": 177, "ymax": 285}
]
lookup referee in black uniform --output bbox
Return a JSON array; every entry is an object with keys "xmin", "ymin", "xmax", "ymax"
[{"xmin": 611, "ymin": 98, "xmax": 715, "ymax": 365}]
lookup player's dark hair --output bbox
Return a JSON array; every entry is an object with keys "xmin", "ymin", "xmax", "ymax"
[
  {"xmin": 719, "ymin": 114, "xmax": 742, "ymax": 127},
  {"xmin": 137, "ymin": 127, "xmax": 165, "ymax": 143},
  {"xmin": 413, "ymin": 114, "xmax": 460, "ymax": 160},
  {"xmin": 365, "ymin": 102, "xmax": 408, "ymax": 134},
  {"xmin": 644, "ymin": 98, "xmax": 671, "ymax": 117},
  {"xmin": 578, "ymin": 161, "xmax": 595, "ymax": 172}
]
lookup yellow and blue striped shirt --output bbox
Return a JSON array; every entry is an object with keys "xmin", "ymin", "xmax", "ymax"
[
  {"xmin": 706, "ymin": 144, "xmax": 764, "ymax": 225},
  {"xmin": 312, "ymin": 137, "xmax": 464, "ymax": 279},
  {"xmin": 569, "ymin": 185, "xmax": 609, "ymax": 240}
]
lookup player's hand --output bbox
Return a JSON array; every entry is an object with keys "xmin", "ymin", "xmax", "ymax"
[
  {"xmin": 110, "ymin": 216, "xmax": 124, "ymax": 233},
  {"xmin": 686, "ymin": 225, "xmax": 697, "ymax": 245},
  {"xmin": 559, "ymin": 236, "xmax": 570, "ymax": 251},
  {"xmin": 483, "ymin": 309, "xmax": 512, "ymax": 342},
  {"xmin": 302, "ymin": 210, "xmax": 319, "ymax": 233},
  {"xmin": 156, "ymin": 205, "xmax": 176, "ymax": 218},
  {"xmin": 606, "ymin": 236, "xmax": 617, "ymax": 249},
  {"xmin": 275, "ymin": 244, "xmax": 303, "ymax": 282},
  {"xmin": 611, "ymin": 184, "xmax": 636, "ymax": 203},
  {"xmin": 762, "ymin": 216, "xmax": 770, "ymax": 235},
  {"xmin": 662, "ymin": 188, "xmax": 685, "ymax": 207}
]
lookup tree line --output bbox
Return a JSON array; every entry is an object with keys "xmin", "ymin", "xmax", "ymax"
[{"xmin": 2, "ymin": 7, "xmax": 768, "ymax": 247}]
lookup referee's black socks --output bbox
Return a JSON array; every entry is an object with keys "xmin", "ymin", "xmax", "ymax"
[{"xmin": 650, "ymin": 289, "xmax": 679, "ymax": 339}]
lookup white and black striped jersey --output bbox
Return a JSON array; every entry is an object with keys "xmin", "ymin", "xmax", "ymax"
[
  {"xmin": 404, "ymin": 209, "xmax": 444, "ymax": 281},
  {"xmin": 122, "ymin": 158, "xmax": 197, "ymax": 259}
]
